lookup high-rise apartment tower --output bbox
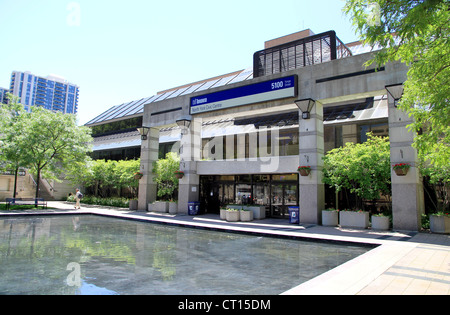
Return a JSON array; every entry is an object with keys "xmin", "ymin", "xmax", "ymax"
[{"xmin": 9, "ymin": 71, "xmax": 79, "ymax": 114}]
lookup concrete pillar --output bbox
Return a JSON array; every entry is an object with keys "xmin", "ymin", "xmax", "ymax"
[
  {"xmin": 388, "ymin": 95, "xmax": 425, "ymax": 231},
  {"xmin": 138, "ymin": 127, "xmax": 159, "ymax": 211},
  {"xmin": 177, "ymin": 118, "xmax": 202, "ymax": 214},
  {"xmin": 299, "ymin": 102, "xmax": 325, "ymax": 224}
]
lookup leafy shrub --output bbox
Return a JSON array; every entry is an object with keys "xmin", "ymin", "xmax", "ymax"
[
  {"xmin": 66, "ymin": 195, "xmax": 129, "ymax": 208},
  {"xmin": 322, "ymin": 133, "xmax": 391, "ymax": 210}
]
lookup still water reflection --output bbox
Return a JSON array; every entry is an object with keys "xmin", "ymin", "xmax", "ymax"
[{"xmin": 0, "ymin": 215, "xmax": 369, "ymax": 295}]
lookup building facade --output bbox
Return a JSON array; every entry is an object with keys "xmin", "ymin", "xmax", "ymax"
[
  {"xmin": 9, "ymin": 71, "xmax": 79, "ymax": 114},
  {"xmin": 86, "ymin": 30, "xmax": 424, "ymax": 231},
  {"xmin": 0, "ymin": 87, "xmax": 8, "ymax": 104}
]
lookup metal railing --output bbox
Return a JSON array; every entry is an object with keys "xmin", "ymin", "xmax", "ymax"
[{"xmin": 253, "ymin": 31, "xmax": 352, "ymax": 78}]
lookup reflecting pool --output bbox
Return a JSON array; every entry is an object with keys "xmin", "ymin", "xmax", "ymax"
[{"xmin": 0, "ymin": 215, "xmax": 370, "ymax": 295}]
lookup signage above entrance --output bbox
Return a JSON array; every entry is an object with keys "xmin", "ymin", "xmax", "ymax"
[{"xmin": 190, "ymin": 75, "xmax": 297, "ymax": 115}]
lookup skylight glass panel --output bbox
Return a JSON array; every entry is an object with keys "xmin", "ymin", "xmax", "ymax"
[
  {"xmin": 211, "ymin": 75, "xmax": 235, "ymax": 88},
  {"xmin": 180, "ymin": 82, "xmax": 205, "ymax": 96},
  {"xmin": 167, "ymin": 87, "xmax": 190, "ymax": 99},
  {"xmin": 156, "ymin": 90, "xmax": 177, "ymax": 101},
  {"xmin": 112, "ymin": 99, "xmax": 143, "ymax": 119},
  {"xmin": 85, "ymin": 105, "xmax": 119, "ymax": 125},
  {"xmin": 152, "ymin": 92, "xmax": 171, "ymax": 103},
  {"xmin": 228, "ymin": 68, "xmax": 253, "ymax": 84},
  {"xmin": 195, "ymin": 79, "xmax": 221, "ymax": 92},
  {"xmin": 120, "ymin": 97, "xmax": 148, "ymax": 117},
  {"xmin": 101, "ymin": 101, "xmax": 136, "ymax": 121},
  {"xmin": 125, "ymin": 95, "xmax": 156, "ymax": 116}
]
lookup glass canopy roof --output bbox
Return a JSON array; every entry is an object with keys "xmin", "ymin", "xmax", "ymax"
[{"xmin": 85, "ymin": 67, "xmax": 254, "ymax": 126}]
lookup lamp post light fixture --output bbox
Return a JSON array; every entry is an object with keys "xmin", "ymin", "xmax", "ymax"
[
  {"xmin": 176, "ymin": 116, "xmax": 192, "ymax": 135},
  {"xmin": 137, "ymin": 126, "xmax": 150, "ymax": 140},
  {"xmin": 295, "ymin": 98, "xmax": 316, "ymax": 120},
  {"xmin": 385, "ymin": 83, "xmax": 404, "ymax": 107}
]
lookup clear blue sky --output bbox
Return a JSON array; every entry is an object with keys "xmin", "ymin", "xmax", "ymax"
[{"xmin": 0, "ymin": 0, "xmax": 359, "ymax": 125}]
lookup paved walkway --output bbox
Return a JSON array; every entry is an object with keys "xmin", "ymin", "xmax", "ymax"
[{"xmin": 1, "ymin": 201, "xmax": 449, "ymax": 295}]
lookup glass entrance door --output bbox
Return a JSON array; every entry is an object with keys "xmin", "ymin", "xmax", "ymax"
[
  {"xmin": 271, "ymin": 184, "xmax": 286, "ymax": 218},
  {"xmin": 270, "ymin": 182, "xmax": 298, "ymax": 219},
  {"xmin": 200, "ymin": 174, "xmax": 298, "ymax": 219}
]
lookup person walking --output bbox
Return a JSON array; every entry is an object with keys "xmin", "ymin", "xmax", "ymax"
[{"xmin": 75, "ymin": 188, "xmax": 83, "ymax": 209}]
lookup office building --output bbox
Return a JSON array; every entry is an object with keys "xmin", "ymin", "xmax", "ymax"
[{"xmin": 85, "ymin": 29, "xmax": 423, "ymax": 231}]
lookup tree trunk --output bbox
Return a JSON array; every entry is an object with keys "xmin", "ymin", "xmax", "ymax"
[
  {"xmin": 13, "ymin": 166, "xmax": 18, "ymax": 199},
  {"xmin": 35, "ymin": 168, "xmax": 41, "ymax": 205}
]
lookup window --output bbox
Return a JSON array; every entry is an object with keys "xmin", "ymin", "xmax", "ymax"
[
  {"xmin": 90, "ymin": 117, "xmax": 143, "ymax": 137},
  {"xmin": 358, "ymin": 122, "xmax": 389, "ymax": 143}
]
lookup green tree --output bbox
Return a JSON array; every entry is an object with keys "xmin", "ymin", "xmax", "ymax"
[
  {"xmin": 88, "ymin": 159, "xmax": 116, "ymax": 197},
  {"xmin": 153, "ymin": 152, "xmax": 180, "ymax": 201},
  {"xmin": 0, "ymin": 94, "xmax": 31, "ymax": 198},
  {"xmin": 343, "ymin": 0, "xmax": 449, "ymax": 169},
  {"xmin": 115, "ymin": 159, "xmax": 141, "ymax": 198},
  {"xmin": 68, "ymin": 159, "xmax": 141, "ymax": 199},
  {"xmin": 322, "ymin": 134, "xmax": 391, "ymax": 210},
  {"xmin": 17, "ymin": 106, "xmax": 93, "ymax": 199}
]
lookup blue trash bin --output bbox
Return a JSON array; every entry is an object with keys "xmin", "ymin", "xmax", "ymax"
[
  {"xmin": 288, "ymin": 206, "xmax": 299, "ymax": 224},
  {"xmin": 188, "ymin": 202, "xmax": 200, "ymax": 216}
]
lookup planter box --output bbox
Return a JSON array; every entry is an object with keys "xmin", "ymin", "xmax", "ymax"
[
  {"xmin": 322, "ymin": 210, "xmax": 339, "ymax": 227},
  {"xmin": 168, "ymin": 202, "xmax": 178, "ymax": 214},
  {"xmin": 220, "ymin": 209, "xmax": 227, "ymax": 220},
  {"xmin": 248, "ymin": 206, "xmax": 266, "ymax": 220},
  {"xmin": 240, "ymin": 210, "xmax": 253, "ymax": 222},
  {"xmin": 226, "ymin": 210, "xmax": 240, "ymax": 222},
  {"xmin": 371, "ymin": 216, "xmax": 390, "ymax": 231},
  {"xmin": 226, "ymin": 205, "xmax": 266, "ymax": 220},
  {"xmin": 339, "ymin": 211, "xmax": 369, "ymax": 229},
  {"xmin": 430, "ymin": 215, "xmax": 450, "ymax": 234},
  {"xmin": 129, "ymin": 199, "xmax": 138, "ymax": 210},
  {"xmin": 148, "ymin": 201, "xmax": 169, "ymax": 213}
]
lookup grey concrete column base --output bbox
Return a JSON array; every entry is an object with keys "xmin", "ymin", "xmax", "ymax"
[
  {"xmin": 299, "ymin": 183, "xmax": 325, "ymax": 225},
  {"xmin": 392, "ymin": 183, "xmax": 425, "ymax": 231}
]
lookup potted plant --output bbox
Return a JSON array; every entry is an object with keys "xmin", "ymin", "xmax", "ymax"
[
  {"xmin": 134, "ymin": 171, "xmax": 143, "ymax": 180},
  {"xmin": 429, "ymin": 212, "xmax": 450, "ymax": 234},
  {"xmin": 174, "ymin": 170, "xmax": 184, "ymax": 179},
  {"xmin": 371, "ymin": 214, "xmax": 390, "ymax": 231},
  {"xmin": 298, "ymin": 165, "xmax": 311, "ymax": 176},
  {"xmin": 322, "ymin": 209, "xmax": 339, "ymax": 227},
  {"xmin": 393, "ymin": 163, "xmax": 411, "ymax": 176},
  {"xmin": 240, "ymin": 207, "xmax": 254, "ymax": 222},
  {"xmin": 339, "ymin": 209, "xmax": 370, "ymax": 229},
  {"xmin": 225, "ymin": 208, "xmax": 240, "ymax": 222}
]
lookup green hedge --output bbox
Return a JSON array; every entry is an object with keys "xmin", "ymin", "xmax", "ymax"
[{"xmin": 66, "ymin": 195, "xmax": 130, "ymax": 208}]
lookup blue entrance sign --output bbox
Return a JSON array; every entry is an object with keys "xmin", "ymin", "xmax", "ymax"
[{"xmin": 190, "ymin": 75, "xmax": 297, "ymax": 114}]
